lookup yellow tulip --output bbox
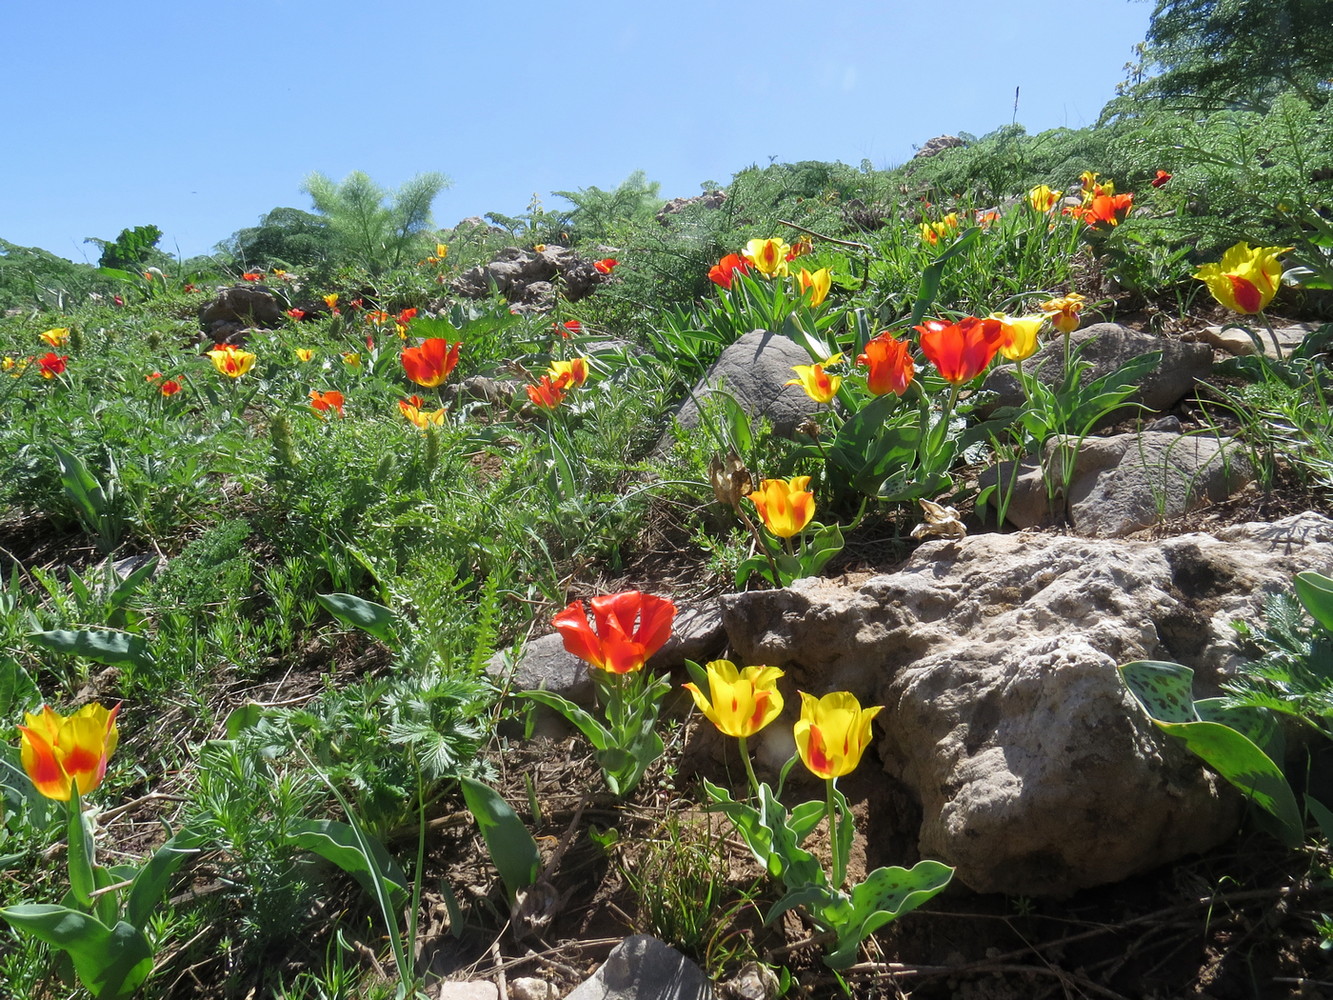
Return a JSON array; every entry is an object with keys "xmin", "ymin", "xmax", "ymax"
[
  {"xmin": 342, "ymin": 352, "xmax": 362, "ymax": 368},
  {"xmin": 207, "ymin": 344, "xmax": 256, "ymax": 378},
  {"xmin": 684, "ymin": 660, "xmax": 785, "ymax": 739},
  {"xmin": 742, "ymin": 238, "xmax": 791, "ymax": 277},
  {"xmin": 786, "ymin": 353, "xmax": 843, "ymax": 404},
  {"xmin": 294, "ymin": 348, "xmax": 315, "ymax": 362},
  {"xmin": 1039, "ymin": 293, "xmax": 1086, "ymax": 334},
  {"xmin": 990, "ymin": 313, "xmax": 1045, "ymax": 362},
  {"xmin": 796, "ymin": 267, "xmax": 832, "ymax": 307},
  {"xmin": 40, "ymin": 327, "xmax": 70, "ymax": 348},
  {"xmin": 18, "ymin": 702, "xmax": 120, "ymax": 801},
  {"xmin": 1027, "ymin": 184, "xmax": 1060, "ymax": 213},
  {"xmin": 547, "ymin": 357, "xmax": 589, "ymax": 388},
  {"xmin": 794, "ymin": 691, "xmax": 881, "ymax": 779},
  {"xmin": 747, "ymin": 476, "xmax": 816, "ymax": 539},
  {"xmin": 1193, "ymin": 241, "xmax": 1292, "ymax": 315},
  {"xmin": 435, "ymin": 243, "xmax": 449, "ymax": 259}
]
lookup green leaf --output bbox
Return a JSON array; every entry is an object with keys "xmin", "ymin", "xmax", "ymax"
[
  {"xmin": 1119, "ymin": 660, "xmax": 1200, "ymax": 723},
  {"xmin": 0, "ymin": 653, "xmax": 40, "ymax": 719},
  {"xmin": 66, "ymin": 787, "xmax": 96, "ymax": 911},
  {"xmin": 1306, "ymin": 794, "xmax": 1333, "ymax": 844},
  {"xmin": 459, "ymin": 776, "xmax": 540, "ymax": 902},
  {"xmin": 1294, "ymin": 572, "xmax": 1333, "ymax": 632},
  {"xmin": 28, "ymin": 629, "xmax": 155, "ymax": 671},
  {"xmin": 821, "ymin": 861, "xmax": 956, "ymax": 970},
  {"xmin": 315, "ymin": 593, "xmax": 398, "ymax": 645},
  {"xmin": 520, "ymin": 689, "xmax": 613, "ymax": 752},
  {"xmin": 123, "ymin": 827, "xmax": 206, "ymax": 930},
  {"xmin": 801, "ymin": 522, "xmax": 845, "ymax": 578},
  {"xmin": 0, "ymin": 906, "xmax": 153, "ymax": 1000},
  {"xmin": 223, "ymin": 702, "xmax": 266, "ymax": 740},
  {"xmin": 284, "ymin": 819, "xmax": 408, "ymax": 908}
]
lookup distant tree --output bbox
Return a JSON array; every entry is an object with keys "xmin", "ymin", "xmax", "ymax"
[
  {"xmin": 85, "ymin": 224, "xmax": 165, "ymax": 271},
  {"xmin": 0, "ymin": 239, "xmax": 103, "ymax": 312},
  {"xmin": 301, "ymin": 170, "xmax": 450, "ymax": 275},
  {"xmin": 552, "ymin": 170, "xmax": 663, "ymax": 242},
  {"xmin": 216, "ymin": 207, "xmax": 335, "ymax": 271},
  {"xmin": 1110, "ymin": 0, "xmax": 1333, "ymax": 114}
]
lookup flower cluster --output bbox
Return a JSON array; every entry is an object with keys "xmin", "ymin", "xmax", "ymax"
[
  {"xmin": 526, "ymin": 357, "xmax": 590, "ymax": 411},
  {"xmin": 708, "ymin": 237, "xmax": 830, "ymax": 306}
]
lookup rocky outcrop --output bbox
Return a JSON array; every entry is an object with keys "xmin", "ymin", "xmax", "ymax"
[
  {"xmin": 914, "ymin": 135, "xmax": 967, "ymax": 159},
  {"xmin": 719, "ymin": 514, "xmax": 1333, "ymax": 895},
  {"xmin": 197, "ymin": 285, "xmax": 285, "ymax": 343},
  {"xmin": 451, "ymin": 245, "xmax": 612, "ymax": 313},
  {"xmin": 657, "ymin": 191, "xmax": 726, "ymax": 225}
]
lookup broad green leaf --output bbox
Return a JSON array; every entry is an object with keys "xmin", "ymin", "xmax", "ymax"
[
  {"xmin": 0, "ymin": 654, "xmax": 40, "ymax": 719},
  {"xmin": 520, "ymin": 690, "xmax": 613, "ymax": 752},
  {"xmin": 802, "ymin": 522, "xmax": 845, "ymax": 578},
  {"xmin": 0, "ymin": 906, "xmax": 152, "ymax": 1000},
  {"xmin": 28, "ymin": 629, "xmax": 155, "ymax": 671},
  {"xmin": 1294, "ymin": 572, "xmax": 1333, "ymax": 632},
  {"xmin": 284, "ymin": 819, "xmax": 407, "ymax": 907},
  {"xmin": 821, "ymin": 861, "xmax": 956, "ymax": 969},
  {"xmin": 1153, "ymin": 718, "xmax": 1303, "ymax": 847},
  {"xmin": 124, "ymin": 827, "xmax": 206, "ymax": 930},
  {"xmin": 223, "ymin": 702, "xmax": 266, "ymax": 740},
  {"xmin": 1119, "ymin": 660, "xmax": 1200, "ymax": 723},
  {"xmin": 315, "ymin": 592, "xmax": 397, "ymax": 645},
  {"xmin": 459, "ymin": 776, "xmax": 540, "ymax": 902}
]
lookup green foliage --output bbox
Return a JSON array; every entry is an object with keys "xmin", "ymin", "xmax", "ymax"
[
  {"xmin": 552, "ymin": 169, "xmax": 664, "ymax": 243},
  {"xmin": 86, "ymin": 225, "xmax": 164, "ymax": 272},
  {"xmin": 1110, "ymin": 0, "xmax": 1333, "ymax": 113},
  {"xmin": 302, "ymin": 170, "xmax": 451, "ymax": 276},
  {"xmin": 0, "ymin": 239, "xmax": 105, "ymax": 313},
  {"xmin": 217, "ymin": 206, "xmax": 337, "ymax": 272}
]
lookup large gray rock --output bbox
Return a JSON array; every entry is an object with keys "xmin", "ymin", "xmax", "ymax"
[
  {"xmin": 980, "ymin": 322, "xmax": 1213, "ymax": 421},
  {"xmin": 198, "ymin": 285, "xmax": 285, "ymax": 342},
  {"xmin": 979, "ymin": 419, "xmax": 1253, "ymax": 535},
  {"xmin": 667, "ymin": 330, "xmax": 825, "ymax": 441},
  {"xmin": 565, "ymin": 935, "xmax": 712, "ymax": 1000},
  {"xmin": 452, "ymin": 245, "xmax": 610, "ymax": 312},
  {"xmin": 720, "ymin": 515, "xmax": 1333, "ymax": 895}
]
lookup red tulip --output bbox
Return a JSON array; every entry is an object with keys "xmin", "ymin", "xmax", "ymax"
[
  {"xmin": 593, "ymin": 258, "xmax": 619, "ymax": 275},
  {"xmin": 708, "ymin": 253, "xmax": 751, "ymax": 289},
  {"xmin": 1151, "ymin": 170, "xmax": 1172, "ymax": 188},
  {"xmin": 915, "ymin": 317, "xmax": 1004, "ymax": 385},
  {"xmin": 857, "ymin": 332, "xmax": 915, "ymax": 396},
  {"xmin": 401, "ymin": 338, "xmax": 461, "ymax": 388},
  {"xmin": 552, "ymin": 591, "xmax": 676, "ymax": 675},
  {"xmin": 526, "ymin": 375, "xmax": 568, "ymax": 410},
  {"xmin": 309, "ymin": 389, "xmax": 345, "ymax": 418},
  {"xmin": 37, "ymin": 353, "xmax": 68, "ymax": 379}
]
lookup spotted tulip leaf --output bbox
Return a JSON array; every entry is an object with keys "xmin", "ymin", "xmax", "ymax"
[
  {"xmin": 820, "ymin": 861, "xmax": 956, "ymax": 970},
  {"xmin": 315, "ymin": 593, "xmax": 397, "ymax": 646},
  {"xmin": 1118, "ymin": 660, "xmax": 1199, "ymax": 723},
  {"xmin": 1294, "ymin": 571, "xmax": 1333, "ymax": 632}
]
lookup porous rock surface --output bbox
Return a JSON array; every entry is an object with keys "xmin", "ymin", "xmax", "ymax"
[
  {"xmin": 198, "ymin": 285, "xmax": 285, "ymax": 343},
  {"xmin": 451, "ymin": 245, "xmax": 610, "ymax": 312},
  {"xmin": 720, "ymin": 513, "xmax": 1333, "ymax": 895}
]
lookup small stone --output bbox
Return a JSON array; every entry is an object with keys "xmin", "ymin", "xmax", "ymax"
[
  {"xmin": 434, "ymin": 982, "xmax": 497, "ymax": 1000},
  {"xmin": 510, "ymin": 978, "xmax": 558, "ymax": 1000}
]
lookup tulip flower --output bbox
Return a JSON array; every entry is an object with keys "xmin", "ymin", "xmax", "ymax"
[
  {"xmin": 36, "ymin": 353, "xmax": 68, "ymax": 379},
  {"xmin": 396, "ymin": 307, "xmax": 418, "ymax": 326},
  {"xmin": 183, "ymin": 283, "xmax": 199, "ymax": 293},
  {"xmin": 991, "ymin": 313, "xmax": 1045, "ymax": 363},
  {"xmin": 1039, "ymin": 294, "xmax": 1087, "ymax": 334},
  {"xmin": 552, "ymin": 590, "xmax": 676, "ymax": 675},
  {"xmin": 559, "ymin": 319, "xmax": 582, "ymax": 337},
  {"xmin": 593, "ymin": 258, "xmax": 619, "ymax": 274},
  {"xmin": 286, "ymin": 308, "xmax": 305, "ymax": 321},
  {"xmin": 794, "ymin": 691, "xmax": 881, "ymax": 780},
  {"xmin": 786, "ymin": 353, "xmax": 843, "ymax": 404},
  {"xmin": 435, "ymin": 243, "xmax": 449, "ymax": 259},
  {"xmin": 796, "ymin": 267, "xmax": 832, "ymax": 307},
  {"xmin": 1068, "ymin": 192, "xmax": 1134, "ymax": 228},
  {"xmin": 526, "ymin": 375, "xmax": 568, "ymax": 410},
  {"xmin": 1079, "ymin": 171, "xmax": 1101, "ymax": 199},
  {"xmin": 18, "ymin": 702, "xmax": 120, "ymax": 801},
  {"xmin": 401, "ymin": 338, "xmax": 461, "ymax": 388},
  {"xmin": 1027, "ymin": 185, "xmax": 1060, "ymax": 212},
  {"xmin": 295, "ymin": 348, "xmax": 315, "ymax": 362},
  {"xmin": 915, "ymin": 317, "xmax": 1004, "ymax": 385},
  {"xmin": 743, "ymin": 238, "xmax": 791, "ymax": 277},
  {"xmin": 708, "ymin": 253, "xmax": 752, "ymax": 289},
  {"xmin": 918, "ymin": 213, "xmax": 960, "ymax": 245},
  {"xmin": 40, "ymin": 328, "xmax": 69, "ymax": 348},
  {"xmin": 548, "ymin": 357, "xmax": 589, "ymax": 388},
  {"xmin": 1151, "ymin": 170, "xmax": 1172, "ymax": 189},
  {"xmin": 747, "ymin": 476, "xmax": 816, "ymax": 539},
  {"xmin": 323, "ymin": 293, "xmax": 340, "ymax": 313},
  {"xmin": 1193, "ymin": 241, "xmax": 1291, "ymax": 315},
  {"xmin": 207, "ymin": 344, "xmax": 256, "ymax": 378},
  {"xmin": 309, "ymin": 389, "xmax": 345, "ymax": 418},
  {"xmin": 241, "ymin": 272, "xmax": 263, "ymax": 282},
  {"xmin": 857, "ymin": 332, "xmax": 915, "ymax": 397},
  {"xmin": 398, "ymin": 395, "xmax": 445, "ymax": 428},
  {"xmin": 342, "ymin": 352, "xmax": 363, "ymax": 368},
  {"xmin": 684, "ymin": 660, "xmax": 784, "ymax": 740},
  {"xmin": 160, "ymin": 379, "xmax": 182, "ymax": 397}
]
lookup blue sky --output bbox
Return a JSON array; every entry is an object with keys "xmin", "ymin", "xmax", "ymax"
[{"xmin": 1, "ymin": 1, "xmax": 1151, "ymax": 262}]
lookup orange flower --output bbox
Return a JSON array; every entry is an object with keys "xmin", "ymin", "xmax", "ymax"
[
  {"xmin": 548, "ymin": 358, "xmax": 589, "ymax": 388},
  {"xmin": 857, "ymin": 332, "xmax": 915, "ymax": 396},
  {"xmin": 708, "ymin": 253, "xmax": 752, "ymax": 289},
  {"xmin": 526, "ymin": 375, "xmax": 568, "ymax": 410},
  {"xmin": 323, "ymin": 293, "xmax": 340, "ymax": 313},
  {"xmin": 309, "ymin": 389, "xmax": 345, "ymax": 418},
  {"xmin": 558, "ymin": 319, "xmax": 581, "ymax": 337},
  {"xmin": 398, "ymin": 395, "xmax": 445, "ymax": 428},
  {"xmin": 552, "ymin": 590, "xmax": 677, "ymax": 675},
  {"xmin": 396, "ymin": 307, "xmax": 418, "ymax": 326},
  {"xmin": 1039, "ymin": 294, "xmax": 1086, "ymax": 334},
  {"xmin": 286, "ymin": 308, "xmax": 306, "ymax": 320},
  {"xmin": 915, "ymin": 317, "xmax": 1004, "ymax": 385},
  {"xmin": 365, "ymin": 310, "xmax": 391, "ymax": 326},
  {"xmin": 160, "ymin": 379, "xmax": 182, "ymax": 397},
  {"xmin": 593, "ymin": 258, "xmax": 619, "ymax": 275},
  {"xmin": 1067, "ymin": 192, "xmax": 1134, "ymax": 227},
  {"xmin": 1151, "ymin": 170, "xmax": 1172, "ymax": 189},
  {"xmin": 401, "ymin": 338, "xmax": 461, "ymax": 388},
  {"xmin": 241, "ymin": 272, "xmax": 263, "ymax": 282},
  {"xmin": 18, "ymin": 702, "xmax": 120, "ymax": 801},
  {"xmin": 37, "ymin": 353, "xmax": 68, "ymax": 379}
]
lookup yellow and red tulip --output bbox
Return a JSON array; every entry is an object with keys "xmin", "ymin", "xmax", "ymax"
[
  {"xmin": 857, "ymin": 333, "xmax": 915, "ymax": 397},
  {"xmin": 1193, "ymin": 241, "xmax": 1291, "ymax": 315},
  {"xmin": 786, "ymin": 354, "xmax": 842, "ymax": 403},
  {"xmin": 552, "ymin": 590, "xmax": 677, "ymax": 675},
  {"xmin": 207, "ymin": 344, "xmax": 256, "ymax": 378},
  {"xmin": 683, "ymin": 660, "xmax": 785, "ymax": 739},
  {"xmin": 401, "ymin": 338, "xmax": 461, "ymax": 387},
  {"xmin": 794, "ymin": 691, "xmax": 881, "ymax": 779},
  {"xmin": 1039, "ymin": 294, "xmax": 1087, "ymax": 334},
  {"xmin": 18, "ymin": 702, "xmax": 120, "ymax": 801},
  {"xmin": 747, "ymin": 476, "xmax": 816, "ymax": 539}
]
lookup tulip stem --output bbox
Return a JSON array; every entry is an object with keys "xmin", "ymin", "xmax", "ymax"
[
  {"xmin": 826, "ymin": 777, "xmax": 844, "ymax": 889},
  {"xmin": 737, "ymin": 735, "xmax": 760, "ymax": 798},
  {"xmin": 1259, "ymin": 310, "xmax": 1283, "ymax": 361}
]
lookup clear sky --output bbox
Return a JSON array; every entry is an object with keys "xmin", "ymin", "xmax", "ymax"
[{"xmin": 1, "ymin": 1, "xmax": 1151, "ymax": 263}]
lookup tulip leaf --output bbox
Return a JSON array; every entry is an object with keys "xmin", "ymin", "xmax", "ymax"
[
  {"xmin": 0, "ymin": 905, "xmax": 153, "ymax": 1000},
  {"xmin": 820, "ymin": 861, "xmax": 956, "ymax": 970},
  {"xmin": 520, "ymin": 690, "xmax": 613, "ymax": 752},
  {"xmin": 315, "ymin": 592, "xmax": 397, "ymax": 645},
  {"xmin": 123, "ymin": 827, "xmax": 206, "ymax": 931},
  {"xmin": 1118, "ymin": 659, "xmax": 1199, "ymax": 723},
  {"xmin": 0, "ymin": 653, "xmax": 40, "ymax": 719},
  {"xmin": 459, "ymin": 776, "xmax": 540, "ymax": 902},
  {"xmin": 1294, "ymin": 571, "xmax": 1333, "ymax": 632},
  {"xmin": 284, "ymin": 819, "xmax": 408, "ymax": 908},
  {"xmin": 801, "ymin": 522, "xmax": 845, "ymax": 578},
  {"xmin": 27, "ymin": 629, "xmax": 155, "ymax": 671},
  {"xmin": 909, "ymin": 227, "xmax": 982, "ymax": 328}
]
